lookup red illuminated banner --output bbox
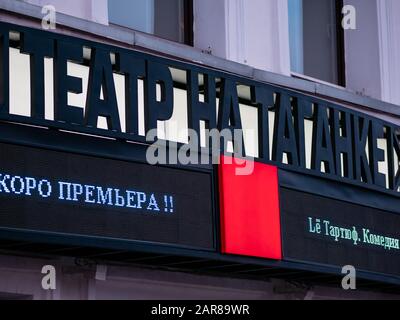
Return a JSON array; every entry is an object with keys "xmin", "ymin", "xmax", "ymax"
[{"xmin": 218, "ymin": 156, "xmax": 282, "ymax": 260}]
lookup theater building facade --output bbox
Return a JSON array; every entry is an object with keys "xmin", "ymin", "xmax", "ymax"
[{"xmin": 0, "ymin": 0, "xmax": 399, "ymax": 300}]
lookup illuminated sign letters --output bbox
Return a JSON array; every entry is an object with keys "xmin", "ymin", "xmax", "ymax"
[{"xmin": 0, "ymin": 22, "xmax": 398, "ymax": 197}]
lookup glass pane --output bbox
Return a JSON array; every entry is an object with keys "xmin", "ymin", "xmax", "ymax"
[
  {"xmin": 288, "ymin": 0, "xmax": 304, "ymax": 74},
  {"xmin": 154, "ymin": 0, "xmax": 185, "ymax": 43},
  {"xmin": 108, "ymin": 0, "xmax": 154, "ymax": 34},
  {"xmin": 108, "ymin": 0, "xmax": 186, "ymax": 43},
  {"xmin": 288, "ymin": 0, "xmax": 339, "ymax": 84}
]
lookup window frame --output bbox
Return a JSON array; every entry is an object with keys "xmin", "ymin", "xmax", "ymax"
[
  {"xmin": 183, "ymin": 0, "xmax": 194, "ymax": 46},
  {"xmin": 335, "ymin": 0, "xmax": 346, "ymax": 87}
]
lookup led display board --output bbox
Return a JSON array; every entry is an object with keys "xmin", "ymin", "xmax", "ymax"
[
  {"xmin": 280, "ymin": 186, "xmax": 400, "ymax": 277},
  {"xmin": 0, "ymin": 142, "xmax": 215, "ymax": 250}
]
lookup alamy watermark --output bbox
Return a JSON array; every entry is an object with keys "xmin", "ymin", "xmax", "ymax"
[
  {"xmin": 341, "ymin": 265, "xmax": 356, "ymax": 290},
  {"xmin": 41, "ymin": 265, "xmax": 56, "ymax": 290},
  {"xmin": 145, "ymin": 127, "xmax": 255, "ymax": 176},
  {"xmin": 41, "ymin": 5, "xmax": 56, "ymax": 30},
  {"xmin": 342, "ymin": 5, "xmax": 356, "ymax": 30}
]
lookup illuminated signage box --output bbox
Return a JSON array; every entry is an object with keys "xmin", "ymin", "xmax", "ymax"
[
  {"xmin": 0, "ymin": 141, "xmax": 215, "ymax": 250},
  {"xmin": 0, "ymin": 21, "xmax": 400, "ymax": 284},
  {"xmin": 280, "ymin": 187, "xmax": 400, "ymax": 277}
]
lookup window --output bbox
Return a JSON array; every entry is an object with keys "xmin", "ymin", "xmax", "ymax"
[
  {"xmin": 288, "ymin": 0, "xmax": 345, "ymax": 86},
  {"xmin": 108, "ymin": 0, "xmax": 193, "ymax": 45}
]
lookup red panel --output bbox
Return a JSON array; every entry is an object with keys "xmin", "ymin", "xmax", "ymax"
[{"xmin": 218, "ymin": 156, "xmax": 282, "ymax": 260}]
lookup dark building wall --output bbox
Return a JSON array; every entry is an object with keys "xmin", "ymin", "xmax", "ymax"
[{"xmin": 0, "ymin": 254, "xmax": 398, "ymax": 300}]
